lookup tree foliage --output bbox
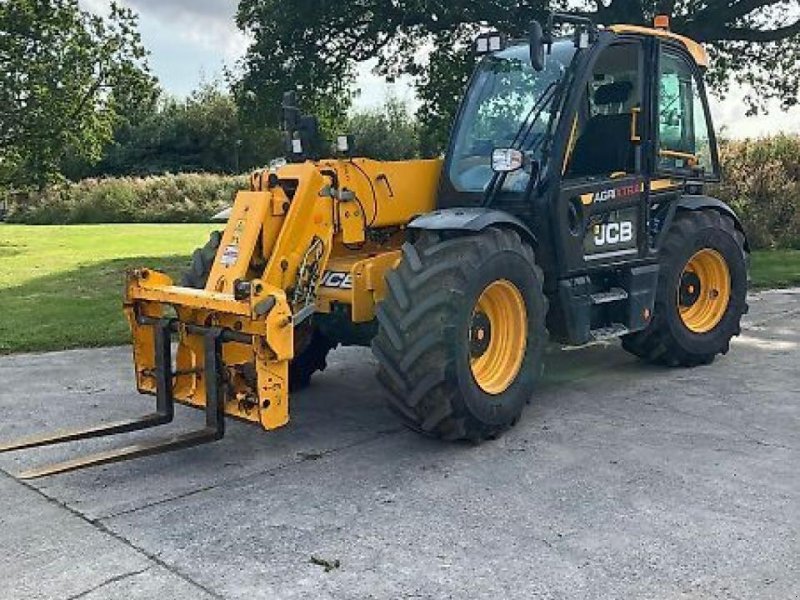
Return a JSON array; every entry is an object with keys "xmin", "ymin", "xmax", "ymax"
[
  {"xmin": 234, "ymin": 0, "xmax": 355, "ymax": 132},
  {"xmin": 346, "ymin": 97, "xmax": 420, "ymax": 160},
  {"xmin": 66, "ymin": 84, "xmax": 284, "ymax": 179},
  {"xmin": 0, "ymin": 0, "xmax": 156, "ymax": 189},
  {"xmin": 235, "ymin": 0, "xmax": 800, "ymax": 153}
]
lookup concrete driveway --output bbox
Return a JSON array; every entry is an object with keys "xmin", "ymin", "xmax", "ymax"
[{"xmin": 0, "ymin": 289, "xmax": 798, "ymax": 600}]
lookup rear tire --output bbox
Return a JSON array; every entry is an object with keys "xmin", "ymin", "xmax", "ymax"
[
  {"xmin": 372, "ymin": 228, "xmax": 548, "ymax": 442},
  {"xmin": 181, "ymin": 230, "xmax": 334, "ymax": 389},
  {"xmin": 289, "ymin": 326, "xmax": 336, "ymax": 391},
  {"xmin": 622, "ymin": 209, "xmax": 748, "ymax": 366},
  {"xmin": 181, "ymin": 231, "xmax": 222, "ymax": 288}
]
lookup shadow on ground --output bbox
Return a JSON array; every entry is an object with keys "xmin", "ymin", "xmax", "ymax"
[{"xmin": 0, "ymin": 255, "xmax": 190, "ymax": 354}]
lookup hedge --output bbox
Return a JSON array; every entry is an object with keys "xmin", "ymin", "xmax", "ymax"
[
  {"xmin": 6, "ymin": 173, "xmax": 248, "ymax": 224},
  {"xmin": 712, "ymin": 135, "xmax": 800, "ymax": 250},
  {"xmin": 5, "ymin": 135, "xmax": 799, "ymax": 250}
]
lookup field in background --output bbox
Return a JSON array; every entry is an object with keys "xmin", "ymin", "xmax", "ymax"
[
  {"xmin": 0, "ymin": 224, "xmax": 216, "ymax": 353},
  {"xmin": 1, "ymin": 224, "xmax": 798, "ymax": 354}
]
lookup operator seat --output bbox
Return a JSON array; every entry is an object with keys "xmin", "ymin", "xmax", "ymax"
[{"xmin": 569, "ymin": 81, "xmax": 636, "ymax": 177}]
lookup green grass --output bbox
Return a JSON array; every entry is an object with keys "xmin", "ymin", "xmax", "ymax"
[
  {"xmin": 0, "ymin": 224, "xmax": 216, "ymax": 354},
  {"xmin": 750, "ymin": 250, "xmax": 800, "ymax": 289},
  {"xmin": 0, "ymin": 225, "xmax": 798, "ymax": 354}
]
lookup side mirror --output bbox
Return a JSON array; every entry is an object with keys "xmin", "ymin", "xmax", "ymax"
[
  {"xmin": 491, "ymin": 148, "xmax": 524, "ymax": 173},
  {"xmin": 529, "ymin": 21, "xmax": 545, "ymax": 71}
]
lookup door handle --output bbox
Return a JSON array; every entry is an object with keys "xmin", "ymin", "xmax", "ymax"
[{"xmin": 631, "ymin": 106, "xmax": 641, "ymax": 143}]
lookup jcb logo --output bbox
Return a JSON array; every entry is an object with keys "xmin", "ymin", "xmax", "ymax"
[
  {"xmin": 594, "ymin": 221, "xmax": 633, "ymax": 246},
  {"xmin": 320, "ymin": 271, "xmax": 353, "ymax": 289}
]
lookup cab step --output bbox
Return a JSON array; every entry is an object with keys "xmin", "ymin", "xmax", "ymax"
[
  {"xmin": 590, "ymin": 323, "xmax": 630, "ymax": 341},
  {"xmin": 590, "ymin": 287, "xmax": 629, "ymax": 305}
]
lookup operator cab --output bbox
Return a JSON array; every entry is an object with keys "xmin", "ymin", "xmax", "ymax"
[
  {"xmin": 441, "ymin": 22, "xmax": 719, "ymax": 204},
  {"xmin": 438, "ymin": 14, "xmax": 723, "ymax": 345}
]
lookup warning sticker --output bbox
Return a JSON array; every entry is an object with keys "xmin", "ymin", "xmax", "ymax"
[{"xmin": 220, "ymin": 244, "xmax": 239, "ymax": 267}]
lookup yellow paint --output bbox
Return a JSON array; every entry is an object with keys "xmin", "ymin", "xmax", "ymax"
[
  {"xmin": 318, "ymin": 248, "xmax": 403, "ymax": 322},
  {"xmin": 317, "ymin": 158, "xmax": 442, "ymax": 227},
  {"xmin": 678, "ymin": 248, "xmax": 731, "ymax": 333},
  {"xmin": 651, "ymin": 178, "xmax": 681, "ymax": 192},
  {"xmin": 260, "ymin": 185, "xmax": 291, "ymax": 262},
  {"xmin": 469, "ymin": 280, "xmax": 528, "ymax": 395},
  {"xmin": 659, "ymin": 149, "xmax": 699, "ymax": 167},
  {"xmin": 630, "ymin": 106, "xmax": 641, "ymax": 142},
  {"xmin": 339, "ymin": 199, "xmax": 367, "ymax": 245},
  {"xmin": 261, "ymin": 164, "xmax": 335, "ymax": 297},
  {"xmin": 610, "ymin": 24, "xmax": 709, "ymax": 68},
  {"xmin": 207, "ymin": 192, "xmax": 270, "ymax": 294},
  {"xmin": 255, "ymin": 355, "xmax": 289, "ymax": 430},
  {"xmin": 351, "ymin": 251, "xmax": 403, "ymax": 322},
  {"xmin": 562, "ymin": 115, "xmax": 579, "ymax": 175}
]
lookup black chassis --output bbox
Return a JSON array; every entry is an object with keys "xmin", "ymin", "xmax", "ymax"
[{"xmin": 410, "ymin": 29, "xmax": 748, "ymax": 346}]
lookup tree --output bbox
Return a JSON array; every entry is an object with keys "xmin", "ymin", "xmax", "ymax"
[
  {"xmin": 235, "ymin": 0, "xmax": 800, "ymax": 154},
  {"xmin": 347, "ymin": 97, "xmax": 420, "ymax": 160},
  {"xmin": 0, "ymin": 0, "xmax": 157, "ymax": 189},
  {"xmin": 233, "ymin": 0, "xmax": 355, "ymax": 133},
  {"xmin": 68, "ymin": 83, "xmax": 284, "ymax": 178}
]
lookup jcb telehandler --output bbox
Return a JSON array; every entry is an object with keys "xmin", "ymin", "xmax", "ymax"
[{"xmin": 2, "ymin": 13, "xmax": 748, "ymax": 478}]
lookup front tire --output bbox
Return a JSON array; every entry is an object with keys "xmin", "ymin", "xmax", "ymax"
[
  {"xmin": 622, "ymin": 209, "xmax": 748, "ymax": 366},
  {"xmin": 372, "ymin": 228, "xmax": 548, "ymax": 441}
]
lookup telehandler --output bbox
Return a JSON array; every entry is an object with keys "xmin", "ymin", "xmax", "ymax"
[{"xmin": 2, "ymin": 13, "xmax": 748, "ymax": 478}]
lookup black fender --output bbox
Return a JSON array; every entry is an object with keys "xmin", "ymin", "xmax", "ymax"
[
  {"xmin": 678, "ymin": 195, "xmax": 750, "ymax": 252},
  {"xmin": 407, "ymin": 207, "xmax": 538, "ymax": 248}
]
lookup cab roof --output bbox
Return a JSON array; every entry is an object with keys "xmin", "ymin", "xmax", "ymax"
[{"xmin": 609, "ymin": 24, "xmax": 709, "ymax": 68}]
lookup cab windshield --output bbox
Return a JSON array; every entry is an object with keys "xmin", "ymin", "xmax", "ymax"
[{"xmin": 448, "ymin": 40, "xmax": 577, "ymax": 194}]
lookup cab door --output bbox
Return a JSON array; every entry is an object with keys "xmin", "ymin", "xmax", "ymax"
[
  {"xmin": 653, "ymin": 43, "xmax": 720, "ymax": 181},
  {"xmin": 647, "ymin": 41, "xmax": 721, "ymax": 250},
  {"xmin": 553, "ymin": 38, "xmax": 652, "ymax": 276}
]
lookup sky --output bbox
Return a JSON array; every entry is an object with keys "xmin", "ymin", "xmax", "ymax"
[{"xmin": 79, "ymin": 0, "xmax": 799, "ymax": 138}]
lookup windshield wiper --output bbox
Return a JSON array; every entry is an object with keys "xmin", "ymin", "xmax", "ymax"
[{"xmin": 482, "ymin": 81, "xmax": 558, "ymax": 207}]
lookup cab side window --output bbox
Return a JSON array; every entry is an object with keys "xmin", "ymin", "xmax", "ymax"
[{"xmin": 658, "ymin": 51, "xmax": 716, "ymax": 176}]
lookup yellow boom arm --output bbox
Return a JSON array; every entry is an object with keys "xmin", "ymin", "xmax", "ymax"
[{"xmin": 125, "ymin": 158, "xmax": 442, "ymax": 431}]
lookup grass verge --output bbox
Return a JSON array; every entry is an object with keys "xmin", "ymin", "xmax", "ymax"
[
  {"xmin": 0, "ymin": 225, "xmax": 798, "ymax": 354},
  {"xmin": 0, "ymin": 224, "xmax": 216, "ymax": 354},
  {"xmin": 750, "ymin": 250, "xmax": 800, "ymax": 289}
]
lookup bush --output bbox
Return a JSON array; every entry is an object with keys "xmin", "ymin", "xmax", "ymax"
[
  {"xmin": 7, "ymin": 173, "xmax": 248, "ymax": 224},
  {"xmin": 713, "ymin": 135, "xmax": 800, "ymax": 250}
]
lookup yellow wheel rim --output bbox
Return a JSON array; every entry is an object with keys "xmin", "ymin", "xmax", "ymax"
[
  {"xmin": 677, "ymin": 248, "xmax": 731, "ymax": 333},
  {"xmin": 469, "ymin": 280, "xmax": 528, "ymax": 395}
]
